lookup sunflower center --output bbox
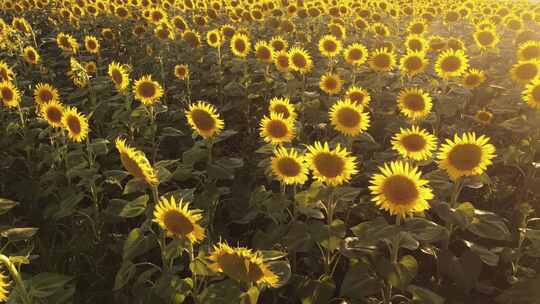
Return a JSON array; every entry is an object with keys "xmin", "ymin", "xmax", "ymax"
[
  {"xmin": 234, "ymin": 39, "xmax": 246, "ymax": 53},
  {"xmin": 246, "ymin": 261, "xmax": 264, "ymax": 283},
  {"xmin": 191, "ymin": 109, "xmax": 215, "ymax": 131},
  {"xmin": 66, "ymin": 115, "xmax": 81, "ymax": 134},
  {"xmin": 465, "ymin": 75, "xmax": 480, "ymax": 86},
  {"xmin": 0, "ymin": 69, "xmax": 8, "ymax": 80},
  {"xmin": 403, "ymin": 93, "xmax": 425, "ymax": 111},
  {"xmin": 46, "ymin": 107, "xmax": 62, "ymax": 123},
  {"xmin": 347, "ymin": 48, "xmax": 363, "ymax": 61},
  {"xmin": 337, "ymin": 107, "xmax": 361, "ymax": 128},
  {"xmin": 410, "ymin": 23, "xmax": 424, "ymax": 34},
  {"xmin": 374, "ymin": 54, "xmax": 390, "ymax": 68},
  {"xmin": 405, "ymin": 56, "xmax": 422, "ymax": 71},
  {"xmin": 184, "ymin": 32, "xmax": 199, "ymax": 47},
  {"xmin": 1, "ymin": 87, "xmax": 13, "ymax": 101},
  {"xmin": 313, "ymin": 152, "xmax": 345, "ymax": 178},
  {"xmin": 257, "ymin": 47, "xmax": 271, "ymax": 60},
  {"xmin": 39, "ymin": 90, "xmax": 53, "ymax": 102},
  {"xmin": 441, "ymin": 56, "xmax": 461, "ymax": 72},
  {"xmin": 516, "ymin": 63, "xmax": 538, "ymax": 80},
  {"xmin": 291, "ymin": 53, "xmax": 307, "ymax": 68},
  {"xmin": 272, "ymin": 104, "xmax": 290, "ymax": 118},
  {"xmin": 408, "ymin": 39, "xmax": 422, "ymax": 51},
  {"xmin": 277, "ymin": 55, "xmax": 289, "ymax": 68},
  {"xmin": 323, "ymin": 40, "xmax": 337, "ymax": 53},
  {"xmin": 162, "ymin": 210, "xmax": 194, "ymax": 235},
  {"xmin": 88, "ymin": 40, "xmax": 97, "ymax": 50},
  {"xmin": 277, "ymin": 157, "xmax": 301, "ymax": 177},
  {"xmin": 112, "ymin": 69, "xmax": 123, "ymax": 85},
  {"xmin": 522, "ymin": 46, "xmax": 540, "ymax": 60},
  {"xmin": 138, "ymin": 81, "xmax": 156, "ymax": 98},
  {"xmin": 266, "ymin": 120, "xmax": 288, "ymax": 138},
  {"xmin": 120, "ymin": 153, "xmax": 146, "ymax": 180},
  {"xmin": 382, "ymin": 175, "xmax": 419, "ymax": 205},
  {"xmin": 272, "ymin": 41, "xmax": 285, "ymax": 51},
  {"xmin": 476, "ymin": 112, "xmax": 491, "ymax": 121},
  {"xmin": 477, "ymin": 31, "xmax": 494, "ymax": 45},
  {"xmin": 448, "ymin": 144, "xmax": 483, "ymax": 171},
  {"xmin": 348, "ymin": 91, "xmax": 365, "ymax": 104},
  {"xmin": 26, "ymin": 50, "xmax": 36, "ymax": 62},
  {"xmin": 323, "ymin": 77, "xmax": 338, "ymax": 91},
  {"xmin": 532, "ymin": 86, "xmax": 540, "ymax": 101},
  {"xmin": 401, "ymin": 134, "xmax": 426, "ymax": 152}
]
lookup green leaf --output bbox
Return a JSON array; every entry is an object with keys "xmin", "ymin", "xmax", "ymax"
[
  {"xmin": 268, "ymin": 261, "xmax": 291, "ymax": 288},
  {"xmin": 183, "ymin": 143, "xmax": 207, "ymax": 166},
  {"xmin": 114, "ymin": 261, "xmax": 137, "ymax": 290},
  {"xmin": 239, "ymin": 286, "xmax": 260, "ymax": 304},
  {"xmin": 404, "ymin": 218, "xmax": 447, "ymax": 243},
  {"xmin": 28, "ymin": 272, "xmax": 73, "ymax": 298},
  {"xmin": 0, "ymin": 198, "xmax": 18, "ymax": 215},
  {"xmin": 118, "ymin": 195, "xmax": 148, "ymax": 218},
  {"xmin": 87, "ymin": 138, "xmax": 109, "ymax": 155},
  {"xmin": 123, "ymin": 228, "xmax": 155, "ymax": 261},
  {"xmin": 496, "ymin": 275, "xmax": 540, "ymax": 304},
  {"xmin": 408, "ymin": 285, "xmax": 445, "ymax": 304},
  {"xmin": 468, "ymin": 209, "xmax": 511, "ymax": 241},
  {"xmin": 463, "ymin": 240, "xmax": 499, "ymax": 266},
  {"xmin": 299, "ymin": 276, "xmax": 335, "ymax": 304},
  {"xmin": 199, "ymin": 279, "xmax": 243, "ymax": 304},
  {"xmin": 207, "ymin": 162, "xmax": 235, "ymax": 180},
  {"xmin": 340, "ymin": 263, "xmax": 381, "ymax": 300},
  {"xmin": 1, "ymin": 227, "xmax": 38, "ymax": 241},
  {"xmin": 123, "ymin": 178, "xmax": 147, "ymax": 195}
]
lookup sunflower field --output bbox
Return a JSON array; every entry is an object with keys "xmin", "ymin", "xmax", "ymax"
[{"xmin": 1, "ymin": 0, "xmax": 540, "ymax": 303}]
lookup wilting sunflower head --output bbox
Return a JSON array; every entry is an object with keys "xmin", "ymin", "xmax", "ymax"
[
  {"xmin": 108, "ymin": 62, "xmax": 130, "ymax": 92},
  {"xmin": 230, "ymin": 33, "xmax": 251, "ymax": 58},
  {"xmin": 319, "ymin": 72, "xmax": 344, "ymax": 95},
  {"xmin": 84, "ymin": 35, "xmax": 100, "ymax": 53},
  {"xmin": 153, "ymin": 196, "xmax": 205, "ymax": 243},
  {"xmin": 185, "ymin": 101, "xmax": 224, "ymax": 139},
  {"xmin": 155, "ymin": 22, "xmax": 174, "ymax": 40},
  {"xmin": 62, "ymin": 106, "xmax": 89, "ymax": 142},
  {"xmin": 269, "ymin": 97, "xmax": 296, "ymax": 120},
  {"xmin": 68, "ymin": 57, "xmax": 89, "ymax": 88},
  {"xmin": 133, "ymin": 75, "xmax": 163, "ymax": 105},
  {"xmin": 22, "ymin": 46, "xmax": 39, "ymax": 65},
  {"xmin": 259, "ymin": 112, "xmax": 295, "ymax": 145},
  {"xmin": 270, "ymin": 146, "xmax": 308, "ymax": 185},
  {"xmin": 437, "ymin": 132, "xmax": 496, "ymax": 180},
  {"xmin": 475, "ymin": 110, "xmax": 493, "ymax": 125},
  {"xmin": 0, "ymin": 81, "xmax": 21, "ymax": 108},
  {"xmin": 474, "ymin": 28, "xmax": 499, "ymax": 50},
  {"xmin": 397, "ymin": 87, "xmax": 433, "ymax": 120},
  {"xmin": 0, "ymin": 271, "xmax": 9, "ymax": 302},
  {"xmin": 391, "ymin": 125, "xmax": 438, "ymax": 161},
  {"xmin": 345, "ymin": 86, "xmax": 371, "ymax": 107},
  {"xmin": 56, "ymin": 32, "xmax": 79, "ymax": 54},
  {"xmin": 406, "ymin": 35, "xmax": 428, "ymax": 53},
  {"xmin": 40, "ymin": 100, "xmax": 64, "ymax": 128},
  {"xmin": 208, "ymin": 243, "xmax": 279, "ymax": 287},
  {"xmin": 329, "ymin": 98, "xmax": 370, "ymax": 137},
  {"xmin": 273, "ymin": 50, "xmax": 290, "ymax": 73},
  {"xmin": 318, "ymin": 34, "xmax": 342, "ymax": 58},
  {"xmin": 115, "ymin": 137, "xmax": 158, "ymax": 185},
  {"xmin": 343, "ymin": 43, "xmax": 368, "ymax": 66},
  {"xmin": 255, "ymin": 41, "xmax": 274, "ymax": 63},
  {"xmin": 174, "ymin": 64, "xmax": 189, "ymax": 80},
  {"xmin": 400, "ymin": 51, "xmax": 427, "ymax": 77},
  {"xmin": 34, "ymin": 83, "xmax": 59, "ymax": 105},
  {"xmin": 206, "ymin": 29, "xmax": 223, "ymax": 48},
  {"xmin": 462, "ymin": 69, "xmax": 486, "ymax": 89},
  {"xmin": 0, "ymin": 61, "xmax": 15, "ymax": 82},
  {"xmin": 369, "ymin": 161, "xmax": 434, "ymax": 218},
  {"xmin": 517, "ymin": 40, "xmax": 540, "ymax": 61},
  {"xmin": 510, "ymin": 60, "xmax": 540, "ymax": 84},
  {"xmin": 435, "ymin": 49, "xmax": 469, "ymax": 79},
  {"xmin": 369, "ymin": 48, "xmax": 396, "ymax": 72},
  {"xmin": 288, "ymin": 47, "xmax": 313, "ymax": 74},
  {"xmin": 305, "ymin": 141, "xmax": 358, "ymax": 186},
  {"xmin": 270, "ymin": 36, "xmax": 288, "ymax": 52}
]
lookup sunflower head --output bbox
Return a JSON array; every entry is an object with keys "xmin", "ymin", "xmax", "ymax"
[
  {"xmin": 230, "ymin": 33, "xmax": 251, "ymax": 58},
  {"xmin": 40, "ymin": 100, "xmax": 65, "ymax": 128},
  {"xmin": 305, "ymin": 141, "xmax": 357, "ymax": 186},
  {"xmin": 259, "ymin": 112, "xmax": 295, "ymax": 145},
  {"xmin": 108, "ymin": 62, "xmax": 130, "ymax": 92},
  {"xmin": 0, "ymin": 272, "xmax": 10, "ymax": 302},
  {"xmin": 397, "ymin": 87, "xmax": 433, "ymax": 120},
  {"xmin": 84, "ymin": 35, "xmax": 100, "ymax": 53},
  {"xmin": 174, "ymin": 64, "xmax": 189, "ymax": 80},
  {"xmin": 153, "ymin": 196, "xmax": 205, "ymax": 243},
  {"xmin": 408, "ymin": 19, "xmax": 426, "ymax": 35},
  {"xmin": 517, "ymin": 40, "xmax": 540, "ymax": 61},
  {"xmin": 474, "ymin": 28, "xmax": 499, "ymax": 50},
  {"xmin": 34, "ymin": 83, "xmax": 59, "ymax": 105},
  {"xmin": 406, "ymin": 35, "xmax": 428, "ymax": 52},
  {"xmin": 270, "ymin": 36, "xmax": 288, "ymax": 52},
  {"xmin": 319, "ymin": 72, "xmax": 344, "ymax": 95},
  {"xmin": 435, "ymin": 49, "xmax": 469, "ymax": 79},
  {"xmin": 206, "ymin": 29, "xmax": 223, "ymax": 48},
  {"xmin": 523, "ymin": 77, "xmax": 540, "ymax": 109},
  {"xmin": 400, "ymin": 51, "xmax": 427, "ymax": 77},
  {"xmin": 288, "ymin": 47, "xmax": 313, "ymax": 74},
  {"xmin": 255, "ymin": 41, "xmax": 274, "ymax": 63},
  {"xmin": 62, "ymin": 106, "xmax": 89, "ymax": 142},
  {"xmin": 429, "ymin": 35, "xmax": 447, "ymax": 52},
  {"xmin": 369, "ymin": 48, "xmax": 396, "ymax": 72},
  {"xmin": 0, "ymin": 81, "xmax": 21, "ymax": 108},
  {"xmin": 345, "ymin": 86, "xmax": 371, "ymax": 107},
  {"xmin": 0, "ymin": 61, "xmax": 15, "ymax": 82},
  {"xmin": 185, "ymin": 101, "xmax": 224, "ymax": 139},
  {"xmin": 462, "ymin": 69, "xmax": 486, "ymax": 89},
  {"xmin": 475, "ymin": 110, "xmax": 493, "ymax": 125},
  {"xmin": 85, "ymin": 61, "xmax": 97, "ymax": 74},
  {"xmin": 391, "ymin": 125, "xmax": 438, "ymax": 161},
  {"xmin": 511, "ymin": 60, "xmax": 540, "ymax": 84},
  {"xmin": 133, "ymin": 75, "xmax": 163, "ymax": 105},
  {"xmin": 270, "ymin": 147, "xmax": 308, "ymax": 185},
  {"xmin": 22, "ymin": 46, "xmax": 39, "ymax": 65},
  {"xmin": 343, "ymin": 43, "xmax": 368, "ymax": 66},
  {"xmin": 115, "ymin": 137, "xmax": 158, "ymax": 185},
  {"xmin": 269, "ymin": 97, "xmax": 296, "ymax": 120},
  {"xmin": 329, "ymin": 98, "xmax": 370, "ymax": 137},
  {"xmin": 318, "ymin": 35, "xmax": 342, "ymax": 58}
]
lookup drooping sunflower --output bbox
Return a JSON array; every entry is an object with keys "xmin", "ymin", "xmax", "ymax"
[
  {"xmin": 435, "ymin": 49, "xmax": 469, "ymax": 79},
  {"xmin": 369, "ymin": 48, "xmax": 397, "ymax": 72},
  {"xmin": 0, "ymin": 271, "xmax": 9, "ymax": 302},
  {"xmin": 133, "ymin": 75, "xmax": 164, "ymax": 105},
  {"xmin": 56, "ymin": 32, "xmax": 79, "ymax": 54},
  {"xmin": 230, "ymin": 33, "xmax": 251, "ymax": 58},
  {"xmin": 174, "ymin": 64, "xmax": 189, "ymax": 80},
  {"xmin": 305, "ymin": 142, "xmax": 357, "ymax": 186},
  {"xmin": 185, "ymin": 101, "xmax": 224, "ymax": 139},
  {"xmin": 437, "ymin": 132, "xmax": 496, "ymax": 180},
  {"xmin": 318, "ymin": 34, "xmax": 342, "ymax": 58},
  {"xmin": 67, "ymin": 57, "xmax": 89, "ymax": 88},
  {"xmin": 108, "ymin": 62, "xmax": 130, "ymax": 92},
  {"xmin": 270, "ymin": 147, "xmax": 308, "ymax": 185},
  {"xmin": 391, "ymin": 126, "xmax": 437, "ymax": 161},
  {"xmin": 517, "ymin": 40, "xmax": 540, "ymax": 61},
  {"xmin": 84, "ymin": 35, "xmax": 100, "ymax": 53},
  {"xmin": 475, "ymin": 110, "xmax": 493, "ymax": 125},
  {"xmin": 369, "ymin": 161, "xmax": 434, "ymax": 217},
  {"xmin": 115, "ymin": 138, "xmax": 158, "ymax": 185},
  {"xmin": 255, "ymin": 41, "xmax": 274, "ymax": 64},
  {"xmin": 462, "ymin": 69, "xmax": 486, "ymax": 89},
  {"xmin": 208, "ymin": 243, "xmax": 279, "ymax": 287},
  {"xmin": 522, "ymin": 77, "xmax": 540, "ymax": 109},
  {"xmin": 62, "ymin": 107, "xmax": 89, "ymax": 142},
  {"xmin": 153, "ymin": 196, "xmax": 205, "ymax": 243},
  {"xmin": 273, "ymin": 51, "xmax": 290, "ymax": 73},
  {"xmin": 510, "ymin": 60, "xmax": 540, "ymax": 84},
  {"xmin": 343, "ymin": 43, "xmax": 369, "ymax": 66},
  {"xmin": 329, "ymin": 99, "xmax": 370, "ymax": 136},
  {"xmin": 40, "ymin": 100, "xmax": 64, "ymax": 128},
  {"xmin": 396, "ymin": 88, "xmax": 433, "ymax": 120},
  {"xmin": 269, "ymin": 97, "xmax": 296, "ymax": 120},
  {"xmin": 0, "ymin": 61, "xmax": 15, "ymax": 82},
  {"xmin": 0, "ymin": 81, "xmax": 21, "ymax": 108},
  {"xmin": 206, "ymin": 29, "xmax": 223, "ymax": 48},
  {"xmin": 319, "ymin": 72, "xmax": 344, "ymax": 95},
  {"xmin": 399, "ymin": 51, "xmax": 427, "ymax": 77},
  {"xmin": 22, "ymin": 46, "xmax": 39, "ymax": 65},
  {"xmin": 288, "ymin": 47, "xmax": 313, "ymax": 74},
  {"xmin": 474, "ymin": 28, "xmax": 499, "ymax": 51},
  {"xmin": 259, "ymin": 113, "xmax": 295, "ymax": 145},
  {"xmin": 34, "ymin": 83, "xmax": 59, "ymax": 105}
]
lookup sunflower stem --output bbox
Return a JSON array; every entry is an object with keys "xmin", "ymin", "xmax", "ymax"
[
  {"xmin": 324, "ymin": 188, "xmax": 336, "ymax": 275},
  {"xmin": 391, "ymin": 216, "xmax": 402, "ymax": 264},
  {"xmin": 16, "ymin": 104, "xmax": 25, "ymax": 128},
  {"xmin": 0, "ymin": 254, "xmax": 32, "ymax": 304}
]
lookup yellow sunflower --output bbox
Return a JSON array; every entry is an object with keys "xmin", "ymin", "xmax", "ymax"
[
  {"xmin": 22, "ymin": 46, "xmax": 39, "ymax": 65},
  {"xmin": 34, "ymin": 83, "xmax": 59, "ymax": 105},
  {"xmin": 230, "ymin": 33, "xmax": 251, "ymax": 58},
  {"xmin": 108, "ymin": 62, "xmax": 130, "ymax": 92},
  {"xmin": 475, "ymin": 110, "xmax": 493, "ymax": 125},
  {"xmin": 206, "ymin": 29, "xmax": 223, "ymax": 48},
  {"xmin": 270, "ymin": 147, "xmax": 308, "ymax": 185},
  {"xmin": 397, "ymin": 88, "xmax": 433, "ymax": 120},
  {"xmin": 446, "ymin": 37, "xmax": 466, "ymax": 51},
  {"xmin": 369, "ymin": 48, "xmax": 396, "ymax": 72},
  {"xmin": 408, "ymin": 19, "xmax": 427, "ymax": 35},
  {"xmin": 0, "ymin": 272, "xmax": 9, "ymax": 302},
  {"xmin": 40, "ymin": 100, "xmax": 64, "ymax": 128},
  {"xmin": 305, "ymin": 141, "xmax": 357, "ymax": 186},
  {"xmin": 185, "ymin": 101, "xmax": 224, "ymax": 139},
  {"xmin": 270, "ymin": 36, "xmax": 288, "ymax": 52},
  {"xmin": 114, "ymin": 138, "xmax": 157, "ymax": 185},
  {"xmin": 391, "ymin": 126, "xmax": 438, "ymax": 161},
  {"xmin": 259, "ymin": 113, "xmax": 295, "ymax": 145},
  {"xmin": 428, "ymin": 35, "xmax": 447, "ymax": 53},
  {"xmin": 0, "ymin": 81, "xmax": 21, "ymax": 108},
  {"xmin": 62, "ymin": 107, "xmax": 89, "ymax": 142},
  {"xmin": 345, "ymin": 86, "xmax": 371, "ymax": 107},
  {"xmin": 318, "ymin": 35, "xmax": 342, "ymax": 58},
  {"xmin": 0, "ymin": 61, "xmax": 15, "ymax": 82},
  {"xmin": 208, "ymin": 243, "xmax": 279, "ymax": 287},
  {"xmin": 255, "ymin": 41, "xmax": 274, "ymax": 63},
  {"xmin": 437, "ymin": 132, "xmax": 496, "ymax": 180},
  {"xmin": 133, "ymin": 75, "xmax": 164, "ymax": 105},
  {"xmin": 182, "ymin": 30, "xmax": 201, "ymax": 48},
  {"xmin": 343, "ymin": 43, "xmax": 369, "ymax": 66},
  {"xmin": 462, "ymin": 69, "xmax": 486, "ymax": 89},
  {"xmin": 56, "ymin": 32, "xmax": 79, "ymax": 54},
  {"xmin": 174, "ymin": 64, "xmax": 189, "ymax": 80},
  {"xmin": 85, "ymin": 61, "xmax": 97, "ymax": 74},
  {"xmin": 522, "ymin": 77, "xmax": 540, "ymax": 109},
  {"xmin": 153, "ymin": 196, "xmax": 205, "ymax": 243},
  {"xmin": 405, "ymin": 35, "xmax": 428, "ymax": 52},
  {"xmin": 269, "ymin": 97, "xmax": 296, "ymax": 120},
  {"xmin": 474, "ymin": 28, "xmax": 499, "ymax": 50},
  {"xmin": 510, "ymin": 60, "xmax": 540, "ymax": 84},
  {"xmin": 435, "ymin": 49, "xmax": 469, "ymax": 79},
  {"xmin": 329, "ymin": 99, "xmax": 370, "ymax": 136},
  {"xmin": 319, "ymin": 72, "xmax": 344, "ymax": 95},
  {"xmin": 369, "ymin": 161, "xmax": 434, "ymax": 217},
  {"xmin": 517, "ymin": 41, "xmax": 540, "ymax": 61},
  {"xmin": 288, "ymin": 47, "xmax": 313, "ymax": 74},
  {"xmin": 399, "ymin": 51, "xmax": 427, "ymax": 77},
  {"xmin": 273, "ymin": 51, "xmax": 290, "ymax": 73},
  {"xmin": 84, "ymin": 35, "xmax": 100, "ymax": 54}
]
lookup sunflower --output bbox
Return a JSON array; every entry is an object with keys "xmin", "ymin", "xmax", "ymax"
[
  {"xmin": 84, "ymin": 35, "xmax": 100, "ymax": 53},
  {"xmin": 329, "ymin": 99, "xmax": 370, "ymax": 136},
  {"xmin": 22, "ymin": 46, "xmax": 39, "ymax": 65},
  {"xmin": 305, "ymin": 141, "xmax": 357, "ymax": 186},
  {"xmin": 174, "ymin": 64, "xmax": 189, "ymax": 80},
  {"xmin": 446, "ymin": 37, "xmax": 466, "ymax": 51},
  {"xmin": 318, "ymin": 35, "xmax": 342, "ymax": 58},
  {"xmin": 34, "ymin": 83, "xmax": 59, "ymax": 105},
  {"xmin": 182, "ymin": 30, "xmax": 201, "ymax": 48},
  {"xmin": 155, "ymin": 22, "xmax": 174, "ymax": 41},
  {"xmin": 517, "ymin": 41, "xmax": 540, "ymax": 61},
  {"xmin": 108, "ymin": 62, "xmax": 130, "ymax": 92},
  {"xmin": 40, "ymin": 100, "xmax": 64, "ymax": 128},
  {"xmin": 345, "ymin": 85, "xmax": 371, "ymax": 107},
  {"xmin": 208, "ymin": 243, "xmax": 279, "ymax": 287},
  {"xmin": 85, "ymin": 61, "xmax": 97, "ymax": 74},
  {"xmin": 259, "ymin": 113, "xmax": 295, "ymax": 145},
  {"xmin": 391, "ymin": 126, "xmax": 437, "ymax": 161},
  {"xmin": 269, "ymin": 97, "xmax": 296, "ymax": 120},
  {"xmin": 474, "ymin": 28, "xmax": 499, "ymax": 50},
  {"xmin": 270, "ymin": 36, "xmax": 288, "ymax": 52},
  {"xmin": 406, "ymin": 35, "xmax": 428, "ymax": 52},
  {"xmin": 56, "ymin": 32, "xmax": 79, "ymax": 54},
  {"xmin": 428, "ymin": 35, "xmax": 447, "ymax": 53},
  {"xmin": 369, "ymin": 161, "xmax": 434, "ymax": 217},
  {"xmin": 437, "ymin": 132, "xmax": 496, "ymax": 180},
  {"xmin": 206, "ymin": 29, "xmax": 223, "ymax": 48},
  {"xmin": 343, "ymin": 43, "xmax": 368, "ymax": 66},
  {"xmin": 475, "ymin": 110, "xmax": 493, "ymax": 125},
  {"xmin": 0, "ymin": 61, "xmax": 15, "ymax": 82},
  {"xmin": 522, "ymin": 77, "xmax": 540, "ymax": 109},
  {"xmin": 115, "ymin": 138, "xmax": 158, "ymax": 185},
  {"xmin": 133, "ymin": 75, "xmax": 163, "ymax": 105},
  {"xmin": 230, "ymin": 33, "xmax": 251, "ymax": 58},
  {"xmin": 62, "ymin": 107, "xmax": 89, "ymax": 142},
  {"xmin": 397, "ymin": 88, "xmax": 433, "ymax": 120},
  {"xmin": 462, "ymin": 69, "xmax": 486, "ymax": 89},
  {"xmin": 273, "ymin": 51, "xmax": 290, "ymax": 73},
  {"xmin": 0, "ymin": 272, "xmax": 9, "ymax": 302},
  {"xmin": 185, "ymin": 101, "xmax": 224, "ymax": 139},
  {"xmin": 408, "ymin": 19, "xmax": 427, "ymax": 35},
  {"xmin": 319, "ymin": 72, "xmax": 344, "ymax": 95},
  {"xmin": 255, "ymin": 41, "xmax": 274, "ymax": 63},
  {"xmin": 510, "ymin": 60, "xmax": 540, "ymax": 84},
  {"xmin": 153, "ymin": 196, "xmax": 205, "ymax": 243},
  {"xmin": 270, "ymin": 147, "xmax": 308, "ymax": 185},
  {"xmin": 435, "ymin": 49, "xmax": 469, "ymax": 79},
  {"xmin": 369, "ymin": 48, "xmax": 396, "ymax": 72},
  {"xmin": 400, "ymin": 51, "xmax": 427, "ymax": 77},
  {"xmin": 0, "ymin": 81, "xmax": 21, "ymax": 108},
  {"xmin": 288, "ymin": 47, "xmax": 313, "ymax": 74}
]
